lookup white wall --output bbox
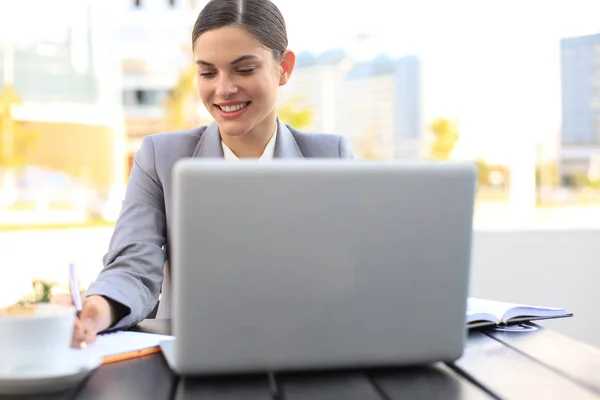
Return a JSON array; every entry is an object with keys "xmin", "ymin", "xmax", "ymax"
[{"xmin": 470, "ymin": 229, "xmax": 600, "ymax": 348}]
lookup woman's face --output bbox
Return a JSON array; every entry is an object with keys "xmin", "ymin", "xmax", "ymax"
[{"xmin": 192, "ymin": 26, "xmax": 295, "ymax": 139}]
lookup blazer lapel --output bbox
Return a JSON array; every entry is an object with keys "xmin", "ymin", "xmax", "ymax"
[
  {"xmin": 191, "ymin": 118, "xmax": 304, "ymax": 159},
  {"xmin": 274, "ymin": 118, "xmax": 304, "ymax": 158},
  {"xmin": 192, "ymin": 121, "xmax": 224, "ymax": 158}
]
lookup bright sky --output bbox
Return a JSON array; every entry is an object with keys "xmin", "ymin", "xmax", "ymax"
[{"xmin": 278, "ymin": 0, "xmax": 600, "ymax": 162}]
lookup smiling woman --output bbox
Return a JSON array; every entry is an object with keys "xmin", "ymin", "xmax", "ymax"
[
  {"xmin": 192, "ymin": 24, "xmax": 290, "ymax": 157},
  {"xmin": 55, "ymin": 0, "xmax": 355, "ymax": 342},
  {"xmin": 191, "ymin": 0, "xmax": 298, "ymax": 157}
]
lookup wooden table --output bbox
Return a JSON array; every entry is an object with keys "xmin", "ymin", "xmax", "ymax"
[{"xmin": 7, "ymin": 320, "xmax": 600, "ymax": 400}]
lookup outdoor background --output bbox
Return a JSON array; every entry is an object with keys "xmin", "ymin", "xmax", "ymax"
[{"xmin": 1, "ymin": 0, "xmax": 600, "ymax": 346}]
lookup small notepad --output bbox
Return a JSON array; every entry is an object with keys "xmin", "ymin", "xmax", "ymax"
[{"xmin": 87, "ymin": 331, "xmax": 175, "ymax": 364}]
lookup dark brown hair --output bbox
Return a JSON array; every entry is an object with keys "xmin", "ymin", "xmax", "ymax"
[{"xmin": 192, "ymin": 0, "xmax": 288, "ymax": 60}]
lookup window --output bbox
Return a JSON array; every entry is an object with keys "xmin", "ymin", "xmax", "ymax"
[
  {"xmin": 134, "ymin": 90, "xmax": 145, "ymax": 105},
  {"xmin": 126, "ymin": 89, "xmax": 169, "ymax": 106}
]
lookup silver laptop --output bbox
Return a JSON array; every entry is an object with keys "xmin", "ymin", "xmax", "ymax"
[{"xmin": 160, "ymin": 159, "xmax": 476, "ymax": 375}]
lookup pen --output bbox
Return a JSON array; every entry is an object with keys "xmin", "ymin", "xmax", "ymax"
[{"xmin": 68, "ymin": 262, "xmax": 86, "ymax": 348}]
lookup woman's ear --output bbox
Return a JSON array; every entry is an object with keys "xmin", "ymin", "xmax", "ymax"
[{"xmin": 278, "ymin": 50, "xmax": 296, "ymax": 86}]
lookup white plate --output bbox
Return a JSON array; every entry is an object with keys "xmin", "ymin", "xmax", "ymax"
[{"xmin": 0, "ymin": 348, "xmax": 102, "ymax": 395}]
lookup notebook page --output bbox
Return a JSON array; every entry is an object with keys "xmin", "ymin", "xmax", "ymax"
[
  {"xmin": 468, "ymin": 297, "xmax": 568, "ymax": 324},
  {"xmin": 502, "ymin": 303, "xmax": 568, "ymax": 321},
  {"xmin": 467, "ymin": 298, "xmax": 512, "ymax": 324},
  {"xmin": 87, "ymin": 331, "xmax": 175, "ymax": 358}
]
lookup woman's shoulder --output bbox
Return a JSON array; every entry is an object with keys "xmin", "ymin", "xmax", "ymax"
[
  {"xmin": 132, "ymin": 126, "xmax": 210, "ymax": 173},
  {"xmin": 285, "ymin": 125, "xmax": 354, "ymax": 158},
  {"xmin": 286, "ymin": 125, "xmax": 345, "ymax": 141},
  {"xmin": 145, "ymin": 126, "xmax": 207, "ymax": 146},
  {"xmin": 136, "ymin": 125, "xmax": 211, "ymax": 158}
]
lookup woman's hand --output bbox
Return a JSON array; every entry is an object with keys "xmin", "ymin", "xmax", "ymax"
[{"xmin": 51, "ymin": 293, "xmax": 114, "ymax": 348}]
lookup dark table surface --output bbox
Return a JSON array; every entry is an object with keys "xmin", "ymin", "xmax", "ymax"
[{"xmin": 7, "ymin": 320, "xmax": 600, "ymax": 400}]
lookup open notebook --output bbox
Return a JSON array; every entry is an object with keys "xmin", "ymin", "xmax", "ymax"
[
  {"xmin": 86, "ymin": 331, "xmax": 175, "ymax": 364},
  {"xmin": 467, "ymin": 298, "xmax": 572, "ymax": 329}
]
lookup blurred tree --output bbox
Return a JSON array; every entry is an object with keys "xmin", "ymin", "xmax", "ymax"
[
  {"xmin": 585, "ymin": 176, "xmax": 600, "ymax": 190},
  {"xmin": 474, "ymin": 158, "xmax": 491, "ymax": 186},
  {"xmin": 164, "ymin": 65, "xmax": 198, "ymax": 131},
  {"xmin": 428, "ymin": 118, "xmax": 459, "ymax": 160},
  {"xmin": 277, "ymin": 96, "xmax": 313, "ymax": 130},
  {"xmin": 0, "ymin": 85, "xmax": 39, "ymax": 168}
]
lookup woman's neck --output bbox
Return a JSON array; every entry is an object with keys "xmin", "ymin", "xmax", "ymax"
[{"xmin": 221, "ymin": 117, "xmax": 277, "ymax": 158}]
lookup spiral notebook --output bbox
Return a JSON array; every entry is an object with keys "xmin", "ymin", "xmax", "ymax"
[{"xmin": 87, "ymin": 331, "xmax": 175, "ymax": 364}]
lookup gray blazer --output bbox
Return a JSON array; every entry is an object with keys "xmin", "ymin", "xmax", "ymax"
[{"xmin": 85, "ymin": 118, "xmax": 354, "ymax": 329}]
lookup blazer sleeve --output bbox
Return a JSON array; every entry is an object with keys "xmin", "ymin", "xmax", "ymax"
[
  {"xmin": 338, "ymin": 136, "xmax": 355, "ymax": 159},
  {"xmin": 85, "ymin": 135, "xmax": 167, "ymax": 330}
]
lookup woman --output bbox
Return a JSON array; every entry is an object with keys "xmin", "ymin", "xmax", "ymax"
[{"xmin": 57, "ymin": 0, "xmax": 353, "ymax": 347}]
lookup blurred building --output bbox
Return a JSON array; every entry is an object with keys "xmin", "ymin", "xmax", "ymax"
[
  {"xmin": 0, "ymin": 0, "xmax": 126, "ymax": 194},
  {"xmin": 560, "ymin": 33, "xmax": 600, "ymax": 186},
  {"xmin": 280, "ymin": 49, "xmax": 348, "ymax": 135},
  {"xmin": 280, "ymin": 50, "xmax": 422, "ymax": 159},
  {"xmin": 343, "ymin": 54, "xmax": 422, "ymax": 159}
]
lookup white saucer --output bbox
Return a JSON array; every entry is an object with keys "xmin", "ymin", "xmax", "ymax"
[{"xmin": 0, "ymin": 348, "xmax": 102, "ymax": 395}]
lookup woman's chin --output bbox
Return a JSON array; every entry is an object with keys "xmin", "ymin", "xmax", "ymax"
[{"xmin": 215, "ymin": 118, "xmax": 253, "ymax": 137}]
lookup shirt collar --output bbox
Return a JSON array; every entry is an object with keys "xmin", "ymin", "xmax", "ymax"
[{"xmin": 221, "ymin": 125, "xmax": 278, "ymax": 160}]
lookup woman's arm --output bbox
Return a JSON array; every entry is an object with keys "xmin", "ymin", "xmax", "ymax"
[{"xmin": 85, "ymin": 135, "xmax": 168, "ymax": 330}]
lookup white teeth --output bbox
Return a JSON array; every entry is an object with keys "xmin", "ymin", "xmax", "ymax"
[{"xmin": 221, "ymin": 102, "xmax": 248, "ymax": 113}]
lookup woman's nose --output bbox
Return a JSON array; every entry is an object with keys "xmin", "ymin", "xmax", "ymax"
[{"xmin": 215, "ymin": 75, "xmax": 238, "ymax": 99}]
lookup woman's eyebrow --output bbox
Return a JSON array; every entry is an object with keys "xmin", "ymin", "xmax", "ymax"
[{"xmin": 195, "ymin": 55, "xmax": 259, "ymax": 67}]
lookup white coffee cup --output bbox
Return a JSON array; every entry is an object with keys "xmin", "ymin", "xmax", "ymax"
[{"xmin": 0, "ymin": 303, "xmax": 76, "ymax": 374}]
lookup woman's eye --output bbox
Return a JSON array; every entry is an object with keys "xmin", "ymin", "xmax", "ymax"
[
  {"xmin": 199, "ymin": 71, "xmax": 215, "ymax": 78},
  {"xmin": 238, "ymin": 68, "xmax": 255, "ymax": 75}
]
